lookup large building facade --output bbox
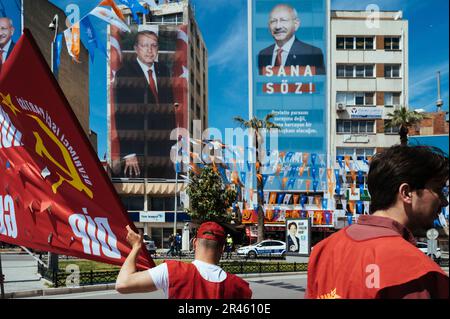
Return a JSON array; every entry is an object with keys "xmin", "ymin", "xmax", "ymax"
[
  {"xmin": 109, "ymin": 0, "xmax": 208, "ymax": 249},
  {"xmin": 330, "ymin": 10, "xmax": 408, "ymax": 172}
]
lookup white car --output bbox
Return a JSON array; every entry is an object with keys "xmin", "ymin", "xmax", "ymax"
[
  {"xmin": 236, "ymin": 240, "xmax": 286, "ymax": 259},
  {"xmin": 417, "ymin": 242, "xmax": 441, "ymax": 261}
]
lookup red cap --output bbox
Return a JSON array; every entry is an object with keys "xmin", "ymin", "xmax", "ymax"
[{"xmin": 196, "ymin": 222, "xmax": 226, "ymax": 244}]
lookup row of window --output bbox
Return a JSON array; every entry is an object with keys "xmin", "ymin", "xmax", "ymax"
[
  {"xmin": 336, "ymin": 120, "xmax": 400, "ymax": 134},
  {"xmin": 336, "ymin": 92, "xmax": 401, "ymax": 107},
  {"xmin": 120, "ymin": 195, "xmax": 182, "ymax": 212},
  {"xmin": 336, "ymin": 36, "xmax": 401, "ymax": 51},
  {"xmin": 336, "ymin": 64, "xmax": 401, "ymax": 78}
]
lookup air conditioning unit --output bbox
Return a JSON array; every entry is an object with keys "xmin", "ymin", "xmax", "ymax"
[{"xmin": 336, "ymin": 103, "xmax": 346, "ymax": 111}]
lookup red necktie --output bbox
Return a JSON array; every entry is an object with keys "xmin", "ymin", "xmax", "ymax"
[
  {"xmin": 0, "ymin": 49, "xmax": 4, "ymax": 68},
  {"xmin": 274, "ymin": 48, "xmax": 283, "ymax": 67},
  {"xmin": 148, "ymin": 69, "xmax": 159, "ymax": 104}
]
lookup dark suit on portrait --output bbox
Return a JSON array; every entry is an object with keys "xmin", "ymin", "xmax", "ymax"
[
  {"xmin": 258, "ymin": 38, "xmax": 325, "ymax": 75},
  {"xmin": 1, "ymin": 41, "xmax": 15, "ymax": 62},
  {"xmin": 113, "ymin": 58, "xmax": 176, "ymax": 179},
  {"xmin": 287, "ymin": 234, "xmax": 301, "ymax": 252}
]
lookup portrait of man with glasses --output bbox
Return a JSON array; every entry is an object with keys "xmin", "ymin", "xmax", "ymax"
[{"xmin": 257, "ymin": 3, "xmax": 325, "ymax": 75}]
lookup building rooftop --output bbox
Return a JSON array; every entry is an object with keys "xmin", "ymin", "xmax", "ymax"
[{"xmin": 331, "ymin": 10, "xmax": 404, "ymax": 20}]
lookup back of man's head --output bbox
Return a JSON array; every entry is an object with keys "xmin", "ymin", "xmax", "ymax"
[{"xmin": 368, "ymin": 145, "xmax": 448, "ymax": 213}]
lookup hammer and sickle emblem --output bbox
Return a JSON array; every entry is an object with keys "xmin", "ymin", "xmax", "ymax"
[{"xmin": 28, "ymin": 114, "xmax": 93, "ymax": 199}]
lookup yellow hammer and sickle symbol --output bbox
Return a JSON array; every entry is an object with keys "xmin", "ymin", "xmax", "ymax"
[{"xmin": 27, "ymin": 114, "xmax": 93, "ymax": 199}]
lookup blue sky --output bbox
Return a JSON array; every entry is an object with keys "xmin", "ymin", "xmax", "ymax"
[{"xmin": 50, "ymin": 0, "xmax": 449, "ymax": 159}]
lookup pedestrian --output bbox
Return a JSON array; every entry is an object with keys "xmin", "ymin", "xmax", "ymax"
[
  {"xmin": 307, "ymin": 145, "xmax": 449, "ymax": 299},
  {"xmin": 116, "ymin": 222, "xmax": 253, "ymax": 298},
  {"xmin": 166, "ymin": 234, "xmax": 175, "ymax": 257},
  {"xmin": 175, "ymin": 232, "xmax": 182, "ymax": 257},
  {"xmin": 225, "ymin": 234, "xmax": 234, "ymax": 259}
]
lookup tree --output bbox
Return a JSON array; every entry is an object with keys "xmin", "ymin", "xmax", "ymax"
[
  {"xmin": 186, "ymin": 165, "xmax": 237, "ymax": 224},
  {"xmin": 386, "ymin": 107, "xmax": 427, "ymax": 146},
  {"xmin": 234, "ymin": 113, "xmax": 281, "ymax": 242}
]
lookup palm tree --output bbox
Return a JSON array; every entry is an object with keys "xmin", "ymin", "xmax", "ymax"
[
  {"xmin": 234, "ymin": 113, "xmax": 281, "ymax": 242},
  {"xmin": 385, "ymin": 107, "xmax": 427, "ymax": 146}
]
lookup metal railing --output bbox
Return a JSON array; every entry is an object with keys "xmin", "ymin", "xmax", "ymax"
[{"xmin": 38, "ymin": 261, "xmax": 307, "ymax": 288}]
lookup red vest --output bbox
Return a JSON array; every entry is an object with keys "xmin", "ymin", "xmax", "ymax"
[
  {"xmin": 166, "ymin": 260, "xmax": 252, "ymax": 299},
  {"xmin": 307, "ymin": 228, "xmax": 449, "ymax": 299}
]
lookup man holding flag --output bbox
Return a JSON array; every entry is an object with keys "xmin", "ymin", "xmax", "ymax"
[{"xmin": 116, "ymin": 222, "xmax": 252, "ymax": 299}]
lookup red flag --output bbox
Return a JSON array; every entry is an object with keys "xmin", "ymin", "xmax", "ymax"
[
  {"xmin": 172, "ymin": 25, "xmax": 188, "ymax": 129},
  {"xmin": 0, "ymin": 30, "xmax": 154, "ymax": 270}
]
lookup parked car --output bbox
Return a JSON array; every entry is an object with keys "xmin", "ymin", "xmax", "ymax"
[
  {"xmin": 417, "ymin": 241, "xmax": 441, "ymax": 261},
  {"xmin": 236, "ymin": 240, "xmax": 286, "ymax": 259},
  {"xmin": 143, "ymin": 234, "xmax": 157, "ymax": 256}
]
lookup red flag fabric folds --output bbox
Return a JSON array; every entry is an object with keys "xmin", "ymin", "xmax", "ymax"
[{"xmin": 0, "ymin": 29, "xmax": 154, "ymax": 270}]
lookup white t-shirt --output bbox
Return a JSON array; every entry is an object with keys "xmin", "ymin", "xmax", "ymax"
[{"xmin": 147, "ymin": 260, "xmax": 227, "ymax": 298}]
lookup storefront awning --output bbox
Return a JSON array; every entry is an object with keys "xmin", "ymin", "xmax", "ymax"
[{"xmin": 114, "ymin": 182, "xmax": 187, "ymax": 195}]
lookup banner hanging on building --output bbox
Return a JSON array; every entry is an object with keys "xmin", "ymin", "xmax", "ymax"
[
  {"xmin": 108, "ymin": 24, "xmax": 188, "ymax": 179},
  {"xmin": 249, "ymin": 0, "xmax": 328, "ymax": 164},
  {"xmin": 0, "ymin": 29, "xmax": 154, "ymax": 270},
  {"xmin": 0, "ymin": 0, "xmax": 22, "ymax": 66}
]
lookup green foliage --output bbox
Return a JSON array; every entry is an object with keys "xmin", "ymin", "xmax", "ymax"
[{"xmin": 186, "ymin": 165, "xmax": 237, "ymax": 223}]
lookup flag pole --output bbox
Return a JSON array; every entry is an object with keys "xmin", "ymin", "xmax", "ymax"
[{"xmin": 0, "ymin": 248, "xmax": 5, "ymax": 299}]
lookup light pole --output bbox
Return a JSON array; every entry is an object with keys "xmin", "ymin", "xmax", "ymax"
[{"xmin": 48, "ymin": 14, "xmax": 59, "ymax": 274}]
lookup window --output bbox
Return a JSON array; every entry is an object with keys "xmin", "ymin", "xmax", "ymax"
[
  {"xmin": 385, "ymin": 65, "xmax": 401, "ymax": 78},
  {"xmin": 120, "ymin": 196, "xmax": 144, "ymax": 211},
  {"xmin": 384, "ymin": 92, "xmax": 401, "ymax": 106},
  {"xmin": 337, "ymin": 65, "xmax": 375, "ymax": 78},
  {"xmin": 336, "ymin": 37, "xmax": 375, "ymax": 50},
  {"xmin": 336, "ymin": 92, "xmax": 375, "ymax": 106},
  {"xmin": 337, "ymin": 65, "xmax": 345, "ymax": 77},
  {"xmin": 337, "ymin": 120, "xmax": 375, "ymax": 134},
  {"xmin": 337, "ymin": 147, "xmax": 375, "ymax": 157},
  {"xmin": 337, "ymin": 37, "xmax": 345, "ymax": 49},
  {"xmin": 385, "ymin": 37, "xmax": 401, "ymax": 50},
  {"xmin": 150, "ymin": 197, "xmax": 181, "ymax": 211},
  {"xmin": 384, "ymin": 120, "xmax": 400, "ymax": 134}
]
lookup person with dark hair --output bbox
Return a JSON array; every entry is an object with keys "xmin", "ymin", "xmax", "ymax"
[
  {"xmin": 113, "ymin": 30, "xmax": 175, "ymax": 178},
  {"xmin": 116, "ymin": 222, "xmax": 252, "ymax": 299},
  {"xmin": 307, "ymin": 145, "xmax": 449, "ymax": 299},
  {"xmin": 287, "ymin": 222, "xmax": 300, "ymax": 252}
]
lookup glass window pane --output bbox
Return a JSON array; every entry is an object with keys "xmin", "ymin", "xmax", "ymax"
[
  {"xmin": 355, "ymin": 93, "xmax": 364, "ymax": 105},
  {"xmin": 367, "ymin": 121, "xmax": 374, "ymax": 133},
  {"xmin": 365, "ymin": 37, "xmax": 374, "ymax": 50},
  {"xmin": 385, "ymin": 92, "xmax": 393, "ymax": 105},
  {"xmin": 344, "ymin": 121, "xmax": 351, "ymax": 133},
  {"xmin": 356, "ymin": 65, "xmax": 365, "ymax": 77},
  {"xmin": 345, "ymin": 37, "xmax": 353, "ymax": 49},
  {"xmin": 337, "ymin": 65, "xmax": 345, "ymax": 77},
  {"xmin": 365, "ymin": 93, "xmax": 374, "ymax": 105},
  {"xmin": 393, "ymin": 93, "xmax": 401, "ymax": 105},
  {"xmin": 385, "ymin": 65, "xmax": 391, "ymax": 78},
  {"xmin": 337, "ymin": 37, "xmax": 345, "ymax": 49},
  {"xmin": 356, "ymin": 37, "xmax": 364, "ymax": 49},
  {"xmin": 356, "ymin": 148, "xmax": 365, "ymax": 156},
  {"xmin": 392, "ymin": 37, "xmax": 400, "ymax": 50},
  {"xmin": 384, "ymin": 37, "xmax": 392, "ymax": 50},
  {"xmin": 347, "ymin": 93, "xmax": 355, "ymax": 105},
  {"xmin": 351, "ymin": 121, "xmax": 359, "ymax": 133},
  {"xmin": 336, "ymin": 92, "xmax": 346, "ymax": 104},
  {"xmin": 365, "ymin": 65, "xmax": 373, "ymax": 77},
  {"xmin": 393, "ymin": 66, "xmax": 400, "ymax": 77},
  {"xmin": 345, "ymin": 65, "xmax": 354, "ymax": 77},
  {"xmin": 337, "ymin": 120, "xmax": 343, "ymax": 133}
]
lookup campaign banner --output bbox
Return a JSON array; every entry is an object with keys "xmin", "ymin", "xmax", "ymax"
[
  {"xmin": 250, "ymin": 0, "xmax": 328, "ymax": 155},
  {"xmin": 0, "ymin": 29, "xmax": 154, "ymax": 270},
  {"xmin": 349, "ymin": 107, "xmax": 383, "ymax": 119},
  {"xmin": 108, "ymin": 24, "xmax": 188, "ymax": 179},
  {"xmin": 286, "ymin": 218, "xmax": 310, "ymax": 256}
]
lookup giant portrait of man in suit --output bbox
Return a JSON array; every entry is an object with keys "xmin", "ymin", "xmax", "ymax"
[
  {"xmin": 112, "ymin": 27, "xmax": 177, "ymax": 179},
  {"xmin": 258, "ymin": 3, "xmax": 325, "ymax": 75}
]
